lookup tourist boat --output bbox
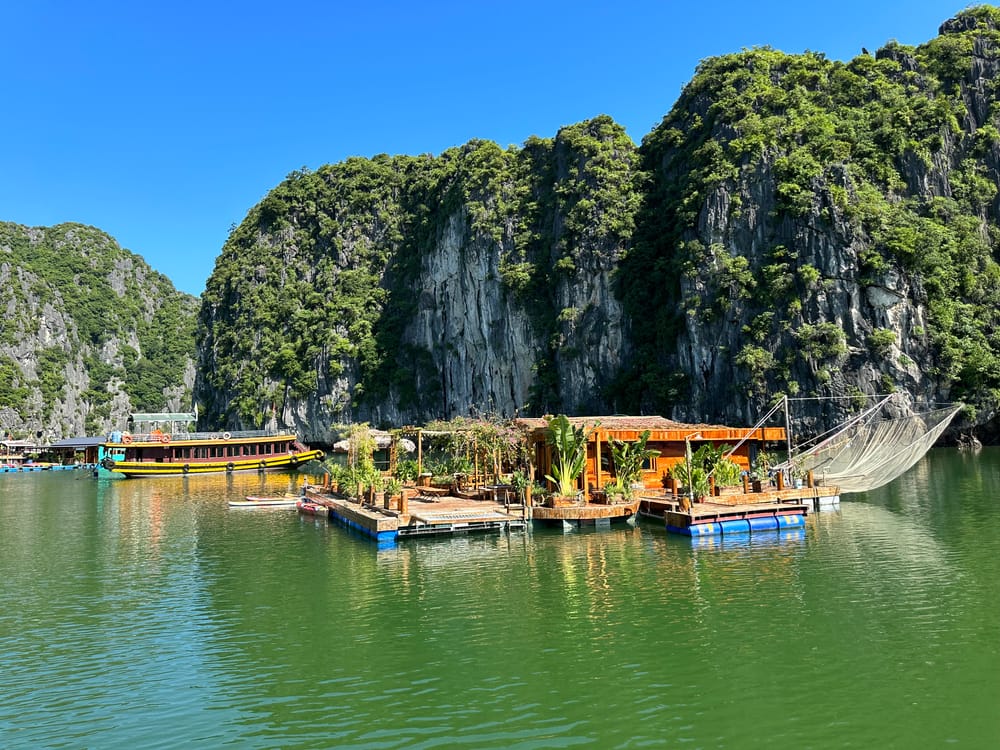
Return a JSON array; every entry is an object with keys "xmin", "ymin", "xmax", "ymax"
[
  {"xmin": 96, "ymin": 411, "xmax": 323, "ymax": 479},
  {"xmin": 228, "ymin": 496, "xmax": 301, "ymax": 508}
]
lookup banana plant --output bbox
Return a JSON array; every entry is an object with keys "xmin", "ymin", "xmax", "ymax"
[
  {"xmin": 544, "ymin": 414, "xmax": 592, "ymax": 498},
  {"xmin": 607, "ymin": 430, "xmax": 660, "ymax": 499}
]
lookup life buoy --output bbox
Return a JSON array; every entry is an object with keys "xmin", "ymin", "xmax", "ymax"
[
  {"xmin": 289, "ymin": 454, "xmax": 299, "ymax": 467},
  {"xmin": 226, "ymin": 462, "xmax": 235, "ymax": 473},
  {"xmin": 122, "ymin": 433, "xmax": 132, "ymax": 444},
  {"xmin": 222, "ymin": 432, "xmax": 232, "ymax": 440},
  {"xmin": 258, "ymin": 460, "xmax": 267, "ymax": 470},
  {"xmin": 161, "ymin": 434, "xmax": 171, "ymax": 444},
  {"xmin": 182, "ymin": 464, "xmax": 190, "ymax": 474}
]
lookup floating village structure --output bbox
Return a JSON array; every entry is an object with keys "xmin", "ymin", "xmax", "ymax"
[
  {"xmin": 300, "ymin": 414, "xmax": 838, "ymax": 544},
  {"xmin": 515, "ymin": 415, "xmax": 836, "ymax": 534},
  {"xmin": 0, "ymin": 438, "xmax": 85, "ymax": 471}
]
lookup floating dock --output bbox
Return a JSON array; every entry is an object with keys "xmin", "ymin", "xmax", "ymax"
[
  {"xmin": 640, "ymin": 485, "xmax": 839, "ymax": 536},
  {"xmin": 0, "ymin": 463, "xmax": 82, "ymax": 473},
  {"xmin": 303, "ymin": 486, "xmax": 527, "ymax": 546},
  {"xmin": 529, "ymin": 497, "xmax": 640, "ymax": 528}
]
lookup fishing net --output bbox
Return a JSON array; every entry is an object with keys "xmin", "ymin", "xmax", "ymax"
[{"xmin": 790, "ymin": 398, "xmax": 961, "ymax": 494}]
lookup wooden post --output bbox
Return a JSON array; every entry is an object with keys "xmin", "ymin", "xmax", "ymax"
[
  {"xmin": 670, "ymin": 476, "xmax": 679, "ymax": 496},
  {"xmin": 742, "ymin": 473, "xmax": 749, "ymax": 494},
  {"xmin": 389, "ymin": 434, "xmax": 398, "ymax": 476},
  {"xmin": 594, "ymin": 430, "xmax": 602, "ymax": 494},
  {"xmin": 776, "ymin": 471, "xmax": 785, "ymax": 490},
  {"xmin": 416, "ymin": 428, "xmax": 422, "ymax": 476},
  {"xmin": 807, "ymin": 469, "xmax": 815, "ymax": 488},
  {"xmin": 709, "ymin": 475, "xmax": 717, "ymax": 496}
]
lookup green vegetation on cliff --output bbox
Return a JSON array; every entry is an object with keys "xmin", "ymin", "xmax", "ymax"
[
  {"xmin": 618, "ymin": 5, "xmax": 1000, "ymax": 414},
  {"xmin": 0, "ymin": 222, "xmax": 197, "ymax": 434},
  {"xmin": 198, "ymin": 6, "xmax": 1000, "ymax": 434},
  {"xmin": 198, "ymin": 116, "xmax": 641, "ymax": 426}
]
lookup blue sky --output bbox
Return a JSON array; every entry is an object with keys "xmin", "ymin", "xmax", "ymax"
[{"xmin": 1, "ymin": 0, "xmax": 976, "ymax": 296}]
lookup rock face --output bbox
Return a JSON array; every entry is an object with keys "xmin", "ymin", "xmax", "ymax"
[
  {"xmin": 617, "ymin": 7, "xmax": 1000, "ymax": 440},
  {"xmin": 194, "ymin": 8, "xmax": 1000, "ymax": 443},
  {"xmin": 196, "ymin": 119, "xmax": 640, "ymax": 439},
  {"xmin": 9, "ymin": 10, "xmax": 1000, "ymax": 445},
  {"xmin": 0, "ymin": 222, "xmax": 197, "ymax": 440}
]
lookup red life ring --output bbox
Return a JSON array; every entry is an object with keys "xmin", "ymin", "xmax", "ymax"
[
  {"xmin": 161, "ymin": 434, "xmax": 171, "ymax": 444},
  {"xmin": 122, "ymin": 433, "xmax": 132, "ymax": 444}
]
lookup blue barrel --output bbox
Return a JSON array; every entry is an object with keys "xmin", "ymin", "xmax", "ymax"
[
  {"xmin": 719, "ymin": 519, "xmax": 751, "ymax": 535},
  {"xmin": 748, "ymin": 515, "xmax": 780, "ymax": 532},
  {"xmin": 686, "ymin": 522, "xmax": 721, "ymax": 537},
  {"xmin": 375, "ymin": 530, "xmax": 399, "ymax": 546},
  {"xmin": 775, "ymin": 513, "xmax": 806, "ymax": 529}
]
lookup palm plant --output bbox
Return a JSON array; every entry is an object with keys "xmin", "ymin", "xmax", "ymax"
[
  {"xmin": 711, "ymin": 457, "xmax": 743, "ymax": 487},
  {"xmin": 670, "ymin": 458, "xmax": 710, "ymax": 501},
  {"xmin": 544, "ymin": 414, "xmax": 591, "ymax": 498},
  {"xmin": 607, "ymin": 430, "xmax": 660, "ymax": 499}
]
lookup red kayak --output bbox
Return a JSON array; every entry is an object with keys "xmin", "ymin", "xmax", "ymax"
[{"xmin": 296, "ymin": 499, "xmax": 326, "ymax": 516}]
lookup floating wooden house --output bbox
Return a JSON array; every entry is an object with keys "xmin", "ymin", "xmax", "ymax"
[{"xmin": 514, "ymin": 415, "xmax": 786, "ymax": 499}]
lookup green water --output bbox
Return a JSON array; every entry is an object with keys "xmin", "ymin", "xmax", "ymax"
[{"xmin": 2, "ymin": 449, "xmax": 999, "ymax": 748}]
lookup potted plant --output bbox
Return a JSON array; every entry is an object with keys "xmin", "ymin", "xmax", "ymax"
[
  {"xmin": 751, "ymin": 451, "xmax": 775, "ymax": 491},
  {"xmin": 510, "ymin": 470, "xmax": 531, "ymax": 505},
  {"xmin": 603, "ymin": 480, "xmax": 628, "ymax": 504},
  {"xmin": 396, "ymin": 459, "xmax": 419, "ymax": 485},
  {"xmin": 543, "ymin": 415, "xmax": 592, "ymax": 505},
  {"xmin": 383, "ymin": 476, "xmax": 403, "ymax": 509},
  {"xmin": 607, "ymin": 429, "xmax": 660, "ymax": 501},
  {"xmin": 365, "ymin": 472, "xmax": 383, "ymax": 506},
  {"xmin": 711, "ymin": 456, "xmax": 743, "ymax": 494},
  {"xmin": 670, "ymin": 459, "xmax": 709, "ymax": 504}
]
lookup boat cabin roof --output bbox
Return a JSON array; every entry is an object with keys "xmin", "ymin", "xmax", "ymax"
[{"xmin": 131, "ymin": 412, "xmax": 197, "ymax": 424}]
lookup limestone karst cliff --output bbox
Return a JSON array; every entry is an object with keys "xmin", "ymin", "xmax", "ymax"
[
  {"xmin": 618, "ymin": 6, "xmax": 1000, "ymax": 438},
  {"xmin": 194, "ymin": 8, "xmax": 1000, "ymax": 443},
  {"xmin": 8, "ymin": 8, "xmax": 1000, "ymax": 446},
  {"xmin": 0, "ymin": 222, "xmax": 197, "ymax": 439},
  {"xmin": 195, "ymin": 118, "xmax": 641, "ymax": 442}
]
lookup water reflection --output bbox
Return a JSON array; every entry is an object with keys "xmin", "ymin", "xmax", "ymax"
[{"xmin": 5, "ymin": 455, "xmax": 1000, "ymax": 749}]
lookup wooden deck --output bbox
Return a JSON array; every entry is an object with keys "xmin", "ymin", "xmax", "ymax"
[
  {"xmin": 640, "ymin": 485, "xmax": 839, "ymax": 536},
  {"xmin": 302, "ymin": 485, "xmax": 527, "ymax": 543}
]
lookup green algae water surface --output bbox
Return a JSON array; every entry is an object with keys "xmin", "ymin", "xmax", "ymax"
[{"xmin": 2, "ymin": 448, "xmax": 998, "ymax": 748}]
